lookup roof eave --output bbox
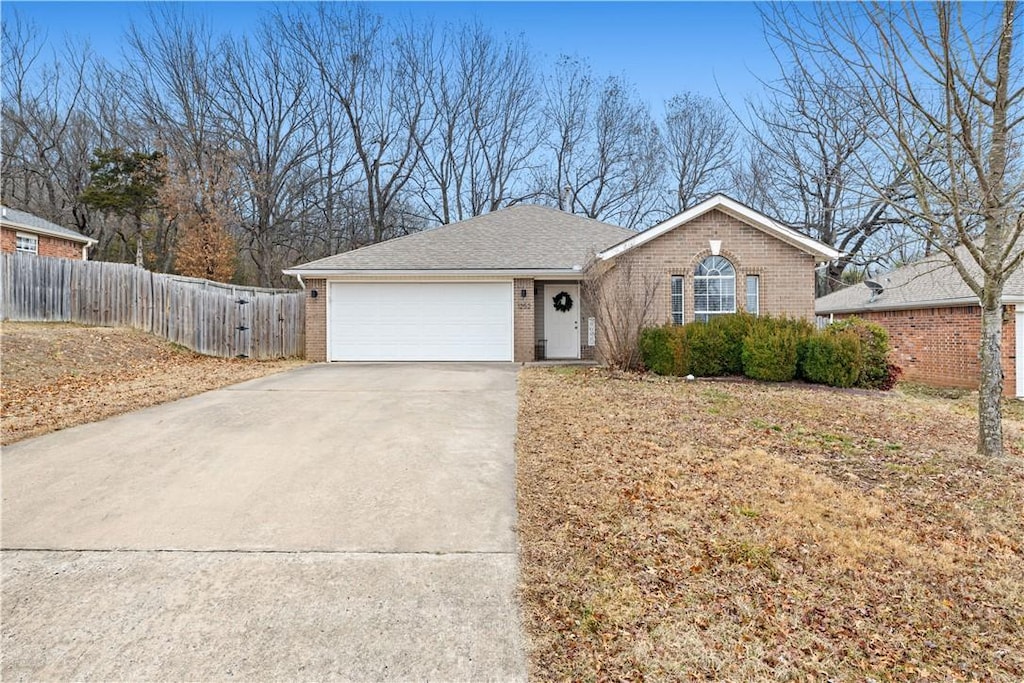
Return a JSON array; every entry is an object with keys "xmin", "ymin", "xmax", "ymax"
[
  {"xmin": 815, "ymin": 295, "xmax": 984, "ymax": 314},
  {"xmin": 1, "ymin": 218, "xmax": 96, "ymax": 245},
  {"xmin": 281, "ymin": 267, "xmax": 585, "ymax": 278}
]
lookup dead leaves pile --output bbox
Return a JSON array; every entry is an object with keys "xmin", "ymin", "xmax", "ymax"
[
  {"xmin": 516, "ymin": 368, "xmax": 1024, "ymax": 681},
  {"xmin": 1, "ymin": 323, "xmax": 303, "ymax": 445}
]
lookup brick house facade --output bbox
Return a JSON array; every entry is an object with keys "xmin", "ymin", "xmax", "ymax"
[
  {"xmin": 287, "ymin": 196, "xmax": 838, "ymax": 363},
  {"xmin": 611, "ymin": 208, "xmax": 819, "ymax": 325},
  {"xmin": 1, "ymin": 206, "xmax": 95, "ymax": 260},
  {"xmin": 0, "ymin": 228, "xmax": 86, "ymax": 259},
  {"xmin": 817, "ymin": 248, "xmax": 1023, "ymax": 398},
  {"xmin": 832, "ymin": 306, "xmax": 1018, "ymax": 398}
]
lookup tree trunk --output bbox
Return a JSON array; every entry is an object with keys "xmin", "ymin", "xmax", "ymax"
[{"xmin": 977, "ymin": 302, "xmax": 1004, "ymax": 457}]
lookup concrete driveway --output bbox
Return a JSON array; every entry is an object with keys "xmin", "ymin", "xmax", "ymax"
[{"xmin": 1, "ymin": 363, "xmax": 526, "ymax": 681}]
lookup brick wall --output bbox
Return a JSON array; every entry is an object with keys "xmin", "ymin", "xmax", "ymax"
[
  {"xmin": 513, "ymin": 277, "xmax": 535, "ymax": 362},
  {"xmin": 0, "ymin": 228, "xmax": 15, "ymax": 253},
  {"xmin": 304, "ymin": 278, "xmax": 327, "ymax": 362},
  {"xmin": 1, "ymin": 228, "xmax": 84, "ymax": 259},
  {"xmin": 841, "ymin": 305, "xmax": 1017, "ymax": 397},
  {"xmin": 615, "ymin": 209, "xmax": 818, "ymax": 325}
]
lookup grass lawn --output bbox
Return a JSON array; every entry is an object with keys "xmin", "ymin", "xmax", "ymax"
[
  {"xmin": 1, "ymin": 323, "xmax": 305, "ymax": 444},
  {"xmin": 516, "ymin": 367, "xmax": 1024, "ymax": 681}
]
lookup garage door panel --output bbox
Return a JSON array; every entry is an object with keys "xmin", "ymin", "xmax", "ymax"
[{"xmin": 330, "ymin": 282, "xmax": 513, "ymax": 361}]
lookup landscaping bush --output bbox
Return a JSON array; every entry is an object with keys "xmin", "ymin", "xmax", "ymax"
[
  {"xmin": 706, "ymin": 312, "xmax": 757, "ymax": 375},
  {"xmin": 801, "ymin": 330, "xmax": 863, "ymax": 388},
  {"xmin": 638, "ymin": 325, "xmax": 679, "ymax": 374},
  {"xmin": 741, "ymin": 317, "xmax": 813, "ymax": 382},
  {"xmin": 686, "ymin": 321, "xmax": 721, "ymax": 376},
  {"xmin": 671, "ymin": 325, "xmax": 692, "ymax": 376},
  {"xmin": 879, "ymin": 362, "xmax": 904, "ymax": 391},
  {"xmin": 827, "ymin": 317, "xmax": 893, "ymax": 389},
  {"xmin": 639, "ymin": 325, "xmax": 693, "ymax": 376},
  {"xmin": 639, "ymin": 326, "xmax": 676, "ymax": 375}
]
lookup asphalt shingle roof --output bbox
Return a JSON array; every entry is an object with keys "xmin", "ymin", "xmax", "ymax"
[
  {"xmin": 288, "ymin": 205, "xmax": 637, "ymax": 272},
  {"xmin": 816, "ymin": 246, "xmax": 1024, "ymax": 313},
  {"xmin": 1, "ymin": 205, "xmax": 94, "ymax": 244}
]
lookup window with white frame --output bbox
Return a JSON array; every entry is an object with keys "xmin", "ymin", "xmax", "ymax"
[
  {"xmin": 671, "ymin": 275, "xmax": 684, "ymax": 324},
  {"xmin": 694, "ymin": 255, "xmax": 735, "ymax": 322},
  {"xmin": 746, "ymin": 275, "xmax": 760, "ymax": 315},
  {"xmin": 15, "ymin": 233, "xmax": 38, "ymax": 254}
]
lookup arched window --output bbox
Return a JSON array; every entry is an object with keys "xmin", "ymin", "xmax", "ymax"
[{"xmin": 694, "ymin": 255, "xmax": 735, "ymax": 322}]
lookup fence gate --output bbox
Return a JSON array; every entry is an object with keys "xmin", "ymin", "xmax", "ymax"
[{"xmin": 234, "ymin": 292, "xmax": 252, "ymax": 358}]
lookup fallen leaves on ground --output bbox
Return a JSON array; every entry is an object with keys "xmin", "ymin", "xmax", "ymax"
[
  {"xmin": 516, "ymin": 367, "xmax": 1024, "ymax": 681},
  {"xmin": 1, "ymin": 323, "xmax": 305, "ymax": 445}
]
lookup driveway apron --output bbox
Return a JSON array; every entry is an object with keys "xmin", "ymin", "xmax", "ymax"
[{"xmin": 1, "ymin": 363, "xmax": 527, "ymax": 681}]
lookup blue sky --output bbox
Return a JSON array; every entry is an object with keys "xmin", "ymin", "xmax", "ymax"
[{"xmin": 5, "ymin": 1, "xmax": 775, "ymax": 113}]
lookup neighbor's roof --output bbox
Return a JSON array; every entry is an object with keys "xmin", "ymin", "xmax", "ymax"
[
  {"xmin": 599, "ymin": 194, "xmax": 841, "ymax": 263},
  {"xmin": 0, "ymin": 205, "xmax": 96, "ymax": 245},
  {"xmin": 284, "ymin": 205, "xmax": 636, "ymax": 275},
  {"xmin": 816, "ymin": 246, "xmax": 1024, "ymax": 314}
]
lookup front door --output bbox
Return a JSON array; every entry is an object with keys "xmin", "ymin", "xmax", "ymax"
[{"xmin": 544, "ymin": 284, "xmax": 580, "ymax": 359}]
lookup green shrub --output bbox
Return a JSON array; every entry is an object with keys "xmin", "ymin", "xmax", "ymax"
[
  {"xmin": 639, "ymin": 326, "xmax": 675, "ymax": 375},
  {"xmin": 670, "ymin": 325, "xmax": 692, "ymax": 376},
  {"xmin": 801, "ymin": 330, "xmax": 863, "ymax": 387},
  {"xmin": 741, "ymin": 316, "xmax": 812, "ymax": 382},
  {"xmin": 827, "ymin": 317, "xmax": 892, "ymax": 389},
  {"xmin": 686, "ymin": 321, "xmax": 721, "ymax": 377},
  {"xmin": 706, "ymin": 312, "xmax": 757, "ymax": 375}
]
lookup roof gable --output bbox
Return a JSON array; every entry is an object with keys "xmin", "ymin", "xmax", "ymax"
[
  {"xmin": 0, "ymin": 206, "xmax": 95, "ymax": 245},
  {"xmin": 285, "ymin": 205, "xmax": 636, "ymax": 274},
  {"xmin": 598, "ymin": 194, "xmax": 840, "ymax": 262}
]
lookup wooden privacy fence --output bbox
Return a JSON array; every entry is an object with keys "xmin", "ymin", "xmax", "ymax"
[{"xmin": 1, "ymin": 252, "xmax": 305, "ymax": 359}]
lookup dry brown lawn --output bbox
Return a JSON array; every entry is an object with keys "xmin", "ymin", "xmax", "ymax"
[
  {"xmin": 517, "ymin": 367, "xmax": 1024, "ymax": 681},
  {"xmin": 1, "ymin": 322, "xmax": 305, "ymax": 445}
]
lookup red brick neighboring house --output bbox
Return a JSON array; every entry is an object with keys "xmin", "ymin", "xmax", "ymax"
[
  {"xmin": 285, "ymin": 195, "xmax": 839, "ymax": 363},
  {"xmin": 816, "ymin": 249, "xmax": 1023, "ymax": 398},
  {"xmin": 1, "ymin": 206, "xmax": 96, "ymax": 260}
]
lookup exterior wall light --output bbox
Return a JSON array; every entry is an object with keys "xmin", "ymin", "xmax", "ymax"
[
  {"xmin": 310, "ymin": 289, "xmax": 318, "ymax": 298},
  {"xmin": 520, "ymin": 289, "xmax": 528, "ymax": 298}
]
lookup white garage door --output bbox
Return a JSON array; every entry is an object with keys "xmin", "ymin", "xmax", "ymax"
[{"xmin": 329, "ymin": 281, "xmax": 513, "ymax": 361}]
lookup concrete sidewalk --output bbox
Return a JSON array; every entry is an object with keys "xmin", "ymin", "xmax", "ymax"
[{"xmin": 1, "ymin": 363, "xmax": 527, "ymax": 681}]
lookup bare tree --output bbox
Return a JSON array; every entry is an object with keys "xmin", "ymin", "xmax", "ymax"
[
  {"xmin": 582, "ymin": 255, "xmax": 662, "ymax": 369},
  {"xmin": 125, "ymin": 6, "xmax": 234, "ymax": 272},
  {"xmin": 285, "ymin": 4, "xmax": 427, "ymax": 244},
  {"xmin": 1, "ymin": 12, "xmax": 98, "ymax": 231},
  {"xmin": 741, "ymin": 56, "xmax": 914, "ymax": 295},
  {"xmin": 662, "ymin": 92, "xmax": 736, "ymax": 211},
  {"xmin": 772, "ymin": 1, "xmax": 1024, "ymax": 456},
  {"xmin": 540, "ymin": 56, "xmax": 663, "ymax": 229},
  {"xmin": 413, "ymin": 23, "xmax": 540, "ymax": 224},
  {"xmin": 215, "ymin": 25, "xmax": 318, "ymax": 286}
]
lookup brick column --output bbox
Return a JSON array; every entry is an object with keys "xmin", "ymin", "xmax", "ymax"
[
  {"xmin": 304, "ymin": 278, "xmax": 327, "ymax": 362},
  {"xmin": 513, "ymin": 278, "xmax": 535, "ymax": 362}
]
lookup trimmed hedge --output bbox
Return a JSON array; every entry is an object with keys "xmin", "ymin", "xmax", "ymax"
[
  {"xmin": 741, "ymin": 317, "xmax": 811, "ymax": 382},
  {"xmin": 639, "ymin": 313, "xmax": 898, "ymax": 390},
  {"xmin": 801, "ymin": 330, "xmax": 862, "ymax": 388},
  {"xmin": 639, "ymin": 326, "xmax": 676, "ymax": 375},
  {"xmin": 826, "ymin": 317, "xmax": 891, "ymax": 389},
  {"xmin": 707, "ymin": 312, "xmax": 756, "ymax": 375}
]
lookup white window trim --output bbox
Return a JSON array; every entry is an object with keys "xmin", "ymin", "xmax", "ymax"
[
  {"xmin": 694, "ymin": 256, "xmax": 736, "ymax": 322},
  {"xmin": 671, "ymin": 275, "xmax": 685, "ymax": 325},
  {"xmin": 746, "ymin": 274, "xmax": 760, "ymax": 316},
  {"xmin": 15, "ymin": 232, "xmax": 38, "ymax": 255}
]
